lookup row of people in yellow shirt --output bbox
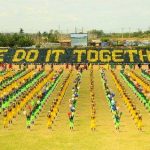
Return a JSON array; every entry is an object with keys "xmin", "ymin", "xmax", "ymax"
[
  {"xmin": 125, "ymin": 70, "xmax": 150, "ymax": 103},
  {"xmin": 0, "ymin": 69, "xmax": 35, "ymax": 99},
  {"xmin": 1, "ymin": 69, "xmax": 39, "ymax": 111},
  {"xmin": 132, "ymin": 70, "xmax": 150, "ymax": 85},
  {"xmin": 90, "ymin": 66, "xmax": 96, "ymax": 131},
  {"xmin": 111, "ymin": 70, "xmax": 142, "ymax": 131},
  {"xmin": 0, "ymin": 70, "xmax": 15, "ymax": 82},
  {"xmin": 125, "ymin": 70, "xmax": 150, "ymax": 93},
  {"xmin": 3, "ymin": 70, "xmax": 44, "ymax": 128},
  {"xmin": 47, "ymin": 70, "xmax": 73, "ymax": 129},
  {"xmin": 25, "ymin": 69, "xmax": 64, "ymax": 128},
  {"xmin": 3, "ymin": 70, "xmax": 54, "ymax": 128}
]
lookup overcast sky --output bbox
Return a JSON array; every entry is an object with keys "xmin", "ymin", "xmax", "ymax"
[{"xmin": 0, "ymin": 0, "xmax": 150, "ymax": 33}]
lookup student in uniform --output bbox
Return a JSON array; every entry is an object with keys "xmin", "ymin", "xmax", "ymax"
[
  {"xmin": 138, "ymin": 113, "xmax": 142, "ymax": 131},
  {"xmin": 3, "ymin": 109, "xmax": 8, "ymax": 128},
  {"xmin": 68, "ymin": 112, "xmax": 74, "ymax": 131},
  {"xmin": 114, "ymin": 112, "xmax": 122, "ymax": 130},
  {"xmin": 8, "ymin": 106, "xmax": 13, "ymax": 124},
  {"xmin": 26, "ymin": 113, "xmax": 31, "ymax": 129},
  {"xmin": 47, "ymin": 111, "xmax": 52, "ymax": 129},
  {"xmin": 90, "ymin": 115, "xmax": 96, "ymax": 131}
]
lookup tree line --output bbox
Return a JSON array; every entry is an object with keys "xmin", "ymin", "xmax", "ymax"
[{"xmin": 0, "ymin": 28, "xmax": 150, "ymax": 47}]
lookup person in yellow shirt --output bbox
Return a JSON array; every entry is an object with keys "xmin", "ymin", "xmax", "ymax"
[
  {"xmin": 50, "ymin": 107, "xmax": 55, "ymax": 124},
  {"xmin": 11, "ymin": 102, "xmax": 16, "ymax": 119},
  {"xmin": 47, "ymin": 111, "xmax": 52, "ymax": 129},
  {"xmin": 138, "ymin": 113, "xmax": 142, "ymax": 131},
  {"xmin": 3, "ymin": 109, "xmax": 8, "ymax": 128},
  {"xmin": 8, "ymin": 106, "xmax": 13, "ymax": 125},
  {"xmin": 90, "ymin": 115, "xmax": 96, "ymax": 131}
]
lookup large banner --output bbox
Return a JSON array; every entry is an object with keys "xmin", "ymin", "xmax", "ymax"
[{"xmin": 0, "ymin": 48, "xmax": 150, "ymax": 64}]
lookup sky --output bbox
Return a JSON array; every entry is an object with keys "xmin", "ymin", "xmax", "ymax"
[{"xmin": 0, "ymin": 0, "xmax": 150, "ymax": 33}]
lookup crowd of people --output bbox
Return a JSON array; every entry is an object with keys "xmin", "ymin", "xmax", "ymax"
[
  {"xmin": 142, "ymin": 69, "xmax": 150, "ymax": 80},
  {"xmin": 3, "ymin": 70, "xmax": 47, "ymax": 128},
  {"xmin": 101, "ymin": 69, "xmax": 122, "ymax": 130},
  {"xmin": 26, "ymin": 69, "xmax": 63, "ymax": 129},
  {"xmin": 90, "ymin": 66, "xmax": 96, "ymax": 131},
  {"xmin": 0, "ymin": 69, "xmax": 26, "ymax": 90},
  {"xmin": 122, "ymin": 70, "xmax": 150, "ymax": 112},
  {"xmin": 47, "ymin": 69, "xmax": 72, "ymax": 129},
  {"xmin": 68, "ymin": 70, "xmax": 82, "ymax": 131},
  {"xmin": 0, "ymin": 64, "xmax": 148, "ymax": 131},
  {"xmin": 1, "ymin": 69, "xmax": 39, "ymax": 111},
  {"xmin": 2, "ymin": 69, "xmax": 44, "ymax": 128},
  {"xmin": 112, "ymin": 70, "xmax": 142, "ymax": 131}
]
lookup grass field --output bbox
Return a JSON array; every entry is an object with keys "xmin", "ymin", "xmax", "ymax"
[{"xmin": 0, "ymin": 67, "xmax": 150, "ymax": 150}]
